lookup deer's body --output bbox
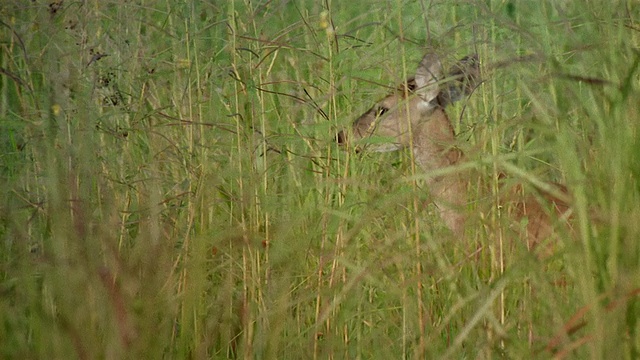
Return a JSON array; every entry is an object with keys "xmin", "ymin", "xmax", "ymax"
[{"xmin": 338, "ymin": 52, "xmax": 571, "ymax": 247}]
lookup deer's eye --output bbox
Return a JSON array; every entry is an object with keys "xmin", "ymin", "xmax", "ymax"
[{"xmin": 375, "ymin": 106, "xmax": 388, "ymax": 117}]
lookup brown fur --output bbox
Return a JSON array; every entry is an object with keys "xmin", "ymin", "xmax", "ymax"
[{"xmin": 338, "ymin": 53, "xmax": 572, "ymax": 248}]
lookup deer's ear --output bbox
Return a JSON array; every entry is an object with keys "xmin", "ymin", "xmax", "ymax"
[
  {"xmin": 440, "ymin": 54, "xmax": 480, "ymax": 106},
  {"xmin": 414, "ymin": 53, "xmax": 443, "ymax": 103}
]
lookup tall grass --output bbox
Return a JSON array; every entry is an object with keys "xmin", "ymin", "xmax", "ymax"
[{"xmin": 1, "ymin": 0, "xmax": 638, "ymax": 358}]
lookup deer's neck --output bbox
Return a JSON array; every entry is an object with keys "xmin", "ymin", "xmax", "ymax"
[{"xmin": 412, "ymin": 109, "xmax": 468, "ymax": 236}]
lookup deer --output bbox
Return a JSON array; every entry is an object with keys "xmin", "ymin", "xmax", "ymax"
[{"xmin": 337, "ymin": 52, "xmax": 573, "ymax": 251}]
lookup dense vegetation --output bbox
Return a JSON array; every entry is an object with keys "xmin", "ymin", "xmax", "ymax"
[{"xmin": 1, "ymin": 1, "xmax": 639, "ymax": 358}]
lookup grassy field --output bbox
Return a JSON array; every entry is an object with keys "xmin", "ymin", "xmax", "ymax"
[{"xmin": 1, "ymin": 0, "xmax": 639, "ymax": 358}]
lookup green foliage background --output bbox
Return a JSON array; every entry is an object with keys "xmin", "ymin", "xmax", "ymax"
[{"xmin": 1, "ymin": 0, "xmax": 639, "ymax": 358}]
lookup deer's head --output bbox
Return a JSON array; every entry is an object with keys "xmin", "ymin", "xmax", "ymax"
[{"xmin": 337, "ymin": 53, "xmax": 480, "ymax": 171}]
